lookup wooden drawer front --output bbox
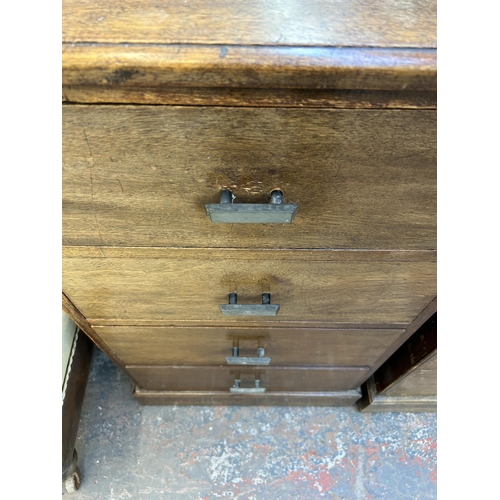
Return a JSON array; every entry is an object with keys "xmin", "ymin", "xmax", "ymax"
[
  {"xmin": 63, "ymin": 106, "xmax": 436, "ymax": 250},
  {"xmin": 95, "ymin": 326, "xmax": 404, "ymax": 367},
  {"xmin": 63, "ymin": 249, "xmax": 436, "ymax": 325},
  {"xmin": 127, "ymin": 365, "xmax": 368, "ymax": 392}
]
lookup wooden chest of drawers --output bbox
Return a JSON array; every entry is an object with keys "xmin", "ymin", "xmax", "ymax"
[{"xmin": 62, "ymin": 0, "xmax": 437, "ymax": 406}]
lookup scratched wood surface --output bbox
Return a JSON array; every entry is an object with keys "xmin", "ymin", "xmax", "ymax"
[
  {"xmin": 62, "ymin": 249, "xmax": 436, "ymax": 325},
  {"xmin": 63, "ymin": 0, "xmax": 436, "ymax": 47},
  {"xmin": 62, "ymin": 106, "xmax": 436, "ymax": 250},
  {"xmin": 93, "ymin": 325, "xmax": 405, "ymax": 367}
]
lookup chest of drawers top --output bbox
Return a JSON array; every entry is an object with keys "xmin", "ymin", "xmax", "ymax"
[{"xmin": 63, "ymin": 0, "xmax": 437, "ymax": 102}]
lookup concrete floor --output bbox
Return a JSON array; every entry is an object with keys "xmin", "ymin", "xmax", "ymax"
[{"xmin": 67, "ymin": 348, "xmax": 437, "ymax": 499}]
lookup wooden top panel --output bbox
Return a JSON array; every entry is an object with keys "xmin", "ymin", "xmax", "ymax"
[
  {"xmin": 63, "ymin": 0, "xmax": 436, "ymax": 48},
  {"xmin": 62, "ymin": 45, "xmax": 436, "ymax": 91},
  {"xmin": 62, "ymin": 0, "xmax": 436, "ymax": 94}
]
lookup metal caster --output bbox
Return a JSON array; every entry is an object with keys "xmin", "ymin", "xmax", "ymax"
[
  {"xmin": 63, "ymin": 449, "xmax": 81, "ymax": 493},
  {"xmin": 63, "ymin": 467, "xmax": 81, "ymax": 493}
]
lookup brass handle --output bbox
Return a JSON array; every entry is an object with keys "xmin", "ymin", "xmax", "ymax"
[
  {"xmin": 205, "ymin": 189, "xmax": 298, "ymax": 223},
  {"xmin": 219, "ymin": 293, "xmax": 280, "ymax": 316},
  {"xmin": 226, "ymin": 346, "xmax": 271, "ymax": 366}
]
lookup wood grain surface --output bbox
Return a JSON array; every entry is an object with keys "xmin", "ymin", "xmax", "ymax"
[
  {"xmin": 63, "ymin": 106, "xmax": 436, "ymax": 250},
  {"xmin": 62, "ymin": 45, "xmax": 436, "ymax": 92},
  {"xmin": 63, "ymin": 0, "xmax": 436, "ymax": 48},
  {"xmin": 62, "ymin": 249, "xmax": 436, "ymax": 325},
  {"xmin": 63, "ymin": 86, "xmax": 437, "ymax": 109},
  {"xmin": 126, "ymin": 365, "xmax": 369, "ymax": 391},
  {"xmin": 93, "ymin": 325, "xmax": 405, "ymax": 366},
  {"xmin": 62, "ymin": 246, "xmax": 436, "ymax": 262}
]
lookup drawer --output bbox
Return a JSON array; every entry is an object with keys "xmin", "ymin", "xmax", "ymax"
[
  {"xmin": 63, "ymin": 248, "xmax": 436, "ymax": 325},
  {"xmin": 126, "ymin": 365, "xmax": 369, "ymax": 392},
  {"xmin": 94, "ymin": 325, "xmax": 404, "ymax": 367},
  {"xmin": 63, "ymin": 106, "xmax": 436, "ymax": 250}
]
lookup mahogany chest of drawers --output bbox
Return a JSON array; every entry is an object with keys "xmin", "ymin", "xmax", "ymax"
[{"xmin": 62, "ymin": 0, "xmax": 437, "ymax": 406}]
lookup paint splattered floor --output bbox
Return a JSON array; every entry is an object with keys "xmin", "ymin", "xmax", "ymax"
[{"xmin": 67, "ymin": 348, "xmax": 437, "ymax": 499}]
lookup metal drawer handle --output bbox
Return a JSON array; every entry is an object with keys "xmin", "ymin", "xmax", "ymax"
[
  {"xmin": 219, "ymin": 293, "xmax": 280, "ymax": 316},
  {"xmin": 230, "ymin": 378, "xmax": 266, "ymax": 394},
  {"xmin": 226, "ymin": 346, "xmax": 271, "ymax": 366},
  {"xmin": 205, "ymin": 189, "xmax": 298, "ymax": 224}
]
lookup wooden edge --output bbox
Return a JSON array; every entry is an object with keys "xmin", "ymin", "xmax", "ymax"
[
  {"xmin": 63, "ymin": 86, "xmax": 437, "ymax": 109},
  {"xmin": 375, "ymin": 313, "xmax": 437, "ymax": 394},
  {"xmin": 357, "ymin": 378, "xmax": 436, "ymax": 412},
  {"xmin": 93, "ymin": 324, "xmax": 407, "ymax": 333},
  {"xmin": 133, "ymin": 386, "xmax": 361, "ymax": 406},
  {"xmin": 360, "ymin": 398, "xmax": 436, "ymax": 412},
  {"xmin": 62, "ymin": 246, "xmax": 437, "ymax": 263},
  {"xmin": 356, "ymin": 297, "xmax": 437, "ymax": 384},
  {"xmin": 62, "ymin": 292, "xmax": 127, "ymax": 372},
  {"xmin": 90, "ymin": 319, "xmax": 409, "ymax": 329},
  {"xmin": 62, "ymin": 45, "xmax": 436, "ymax": 92},
  {"xmin": 126, "ymin": 364, "xmax": 369, "ymax": 373}
]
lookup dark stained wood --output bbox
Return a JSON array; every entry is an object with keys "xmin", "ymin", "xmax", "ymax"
[
  {"xmin": 62, "ymin": 250, "xmax": 436, "ymax": 325},
  {"xmin": 63, "ymin": 0, "xmax": 436, "ymax": 48},
  {"xmin": 93, "ymin": 325, "xmax": 405, "ymax": 366},
  {"xmin": 375, "ymin": 312, "xmax": 437, "ymax": 394},
  {"xmin": 358, "ymin": 375, "xmax": 436, "ymax": 412},
  {"xmin": 126, "ymin": 365, "xmax": 368, "ymax": 391},
  {"xmin": 62, "ymin": 330, "xmax": 93, "ymax": 478},
  {"xmin": 63, "ymin": 86, "xmax": 437, "ymax": 109},
  {"xmin": 63, "ymin": 106, "xmax": 436, "ymax": 250},
  {"xmin": 62, "ymin": 45, "xmax": 436, "ymax": 93},
  {"xmin": 357, "ymin": 309, "xmax": 437, "ymax": 412},
  {"xmin": 133, "ymin": 387, "xmax": 362, "ymax": 406}
]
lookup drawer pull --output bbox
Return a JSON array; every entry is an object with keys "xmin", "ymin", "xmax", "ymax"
[
  {"xmin": 205, "ymin": 189, "xmax": 298, "ymax": 224},
  {"xmin": 219, "ymin": 293, "xmax": 280, "ymax": 316},
  {"xmin": 230, "ymin": 378, "xmax": 266, "ymax": 394},
  {"xmin": 226, "ymin": 346, "xmax": 271, "ymax": 366}
]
